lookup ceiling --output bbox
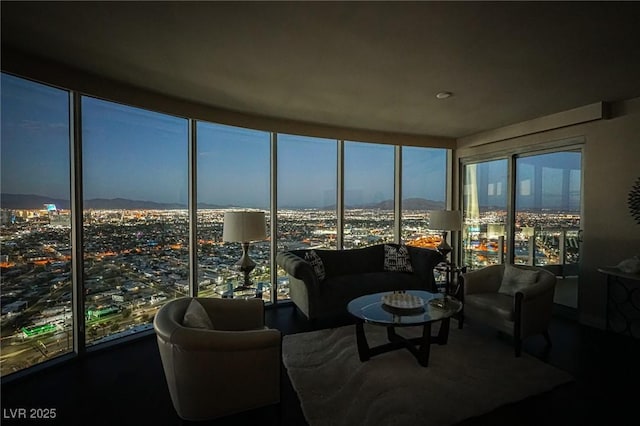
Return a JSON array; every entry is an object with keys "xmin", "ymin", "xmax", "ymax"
[{"xmin": 2, "ymin": 1, "xmax": 640, "ymax": 139}]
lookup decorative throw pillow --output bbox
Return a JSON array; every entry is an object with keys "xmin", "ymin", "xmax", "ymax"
[
  {"xmin": 304, "ymin": 250, "xmax": 326, "ymax": 281},
  {"xmin": 498, "ymin": 264, "xmax": 539, "ymax": 296},
  {"xmin": 383, "ymin": 244, "xmax": 414, "ymax": 272},
  {"xmin": 182, "ymin": 299, "xmax": 214, "ymax": 329}
]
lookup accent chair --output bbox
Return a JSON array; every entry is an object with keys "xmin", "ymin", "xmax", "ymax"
[
  {"xmin": 460, "ymin": 264, "xmax": 557, "ymax": 357},
  {"xmin": 153, "ymin": 297, "xmax": 281, "ymax": 421}
]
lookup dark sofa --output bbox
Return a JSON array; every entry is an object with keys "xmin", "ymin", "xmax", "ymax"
[{"xmin": 276, "ymin": 243, "xmax": 443, "ymax": 321}]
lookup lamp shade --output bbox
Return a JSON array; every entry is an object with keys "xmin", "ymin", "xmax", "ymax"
[
  {"xmin": 222, "ymin": 211, "xmax": 267, "ymax": 243},
  {"xmin": 429, "ymin": 210, "xmax": 462, "ymax": 231}
]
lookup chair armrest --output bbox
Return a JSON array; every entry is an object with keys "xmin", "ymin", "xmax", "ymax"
[
  {"xmin": 515, "ymin": 271, "xmax": 556, "ymax": 337},
  {"xmin": 276, "ymin": 251, "xmax": 319, "ymax": 289},
  {"xmin": 518, "ymin": 279, "xmax": 555, "ymax": 300},
  {"xmin": 167, "ymin": 328, "xmax": 282, "ymax": 351},
  {"xmin": 462, "ymin": 265, "xmax": 504, "ymax": 295}
]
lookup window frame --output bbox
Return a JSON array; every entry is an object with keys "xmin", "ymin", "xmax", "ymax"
[{"xmin": 0, "ymin": 71, "xmax": 449, "ymax": 380}]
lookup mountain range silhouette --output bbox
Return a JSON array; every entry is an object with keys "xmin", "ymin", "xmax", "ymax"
[{"xmin": 1, "ymin": 193, "xmax": 446, "ymax": 211}]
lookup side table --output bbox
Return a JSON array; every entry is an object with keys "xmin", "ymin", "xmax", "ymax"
[
  {"xmin": 597, "ymin": 267, "xmax": 640, "ymax": 338},
  {"xmin": 435, "ymin": 262, "xmax": 466, "ymax": 328},
  {"xmin": 434, "ymin": 262, "xmax": 467, "ymax": 298}
]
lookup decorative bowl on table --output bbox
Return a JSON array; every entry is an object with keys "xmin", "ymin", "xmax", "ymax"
[{"xmin": 381, "ymin": 292, "xmax": 425, "ymax": 310}]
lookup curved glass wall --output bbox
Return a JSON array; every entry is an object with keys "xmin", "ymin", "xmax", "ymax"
[
  {"xmin": 82, "ymin": 97, "xmax": 189, "ymax": 345},
  {"xmin": 343, "ymin": 141, "xmax": 395, "ymax": 249},
  {"xmin": 196, "ymin": 122, "xmax": 271, "ymax": 301},
  {"xmin": 0, "ymin": 72, "xmax": 447, "ymax": 377},
  {"xmin": 401, "ymin": 146, "xmax": 447, "ymax": 250},
  {"xmin": 0, "ymin": 74, "xmax": 72, "ymax": 375},
  {"xmin": 276, "ymin": 134, "xmax": 338, "ymax": 299}
]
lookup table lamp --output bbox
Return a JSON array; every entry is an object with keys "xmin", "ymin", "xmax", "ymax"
[
  {"xmin": 222, "ymin": 210, "xmax": 267, "ymax": 290},
  {"xmin": 428, "ymin": 210, "xmax": 462, "ymax": 258},
  {"xmin": 428, "ymin": 210, "xmax": 462, "ymax": 304}
]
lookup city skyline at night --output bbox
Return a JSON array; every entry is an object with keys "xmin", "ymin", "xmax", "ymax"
[{"xmin": 1, "ymin": 71, "xmax": 582, "ymax": 378}]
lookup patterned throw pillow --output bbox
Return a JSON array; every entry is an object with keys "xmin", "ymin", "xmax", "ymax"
[
  {"xmin": 304, "ymin": 250, "xmax": 326, "ymax": 281},
  {"xmin": 383, "ymin": 244, "xmax": 414, "ymax": 272},
  {"xmin": 498, "ymin": 264, "xmax": 539, "ymax": 296}
]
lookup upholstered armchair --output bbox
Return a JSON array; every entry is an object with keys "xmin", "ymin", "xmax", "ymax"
[
  {"xmin": 460, "ymin": 264, "xmax": 557, "ymax": 357},
  {"xmin": 153, "ymin": 297, "xmax": 281, "ymax": 421}
]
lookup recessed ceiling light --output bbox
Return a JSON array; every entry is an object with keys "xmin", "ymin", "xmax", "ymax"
[{"xmin": 436, "ymin": 91, "xmax": 453, "ymax": 99}]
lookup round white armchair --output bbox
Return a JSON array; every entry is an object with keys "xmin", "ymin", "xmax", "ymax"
[{"xmin": 153, "ymin": 297, "xmax": 281, "ymax": 421}]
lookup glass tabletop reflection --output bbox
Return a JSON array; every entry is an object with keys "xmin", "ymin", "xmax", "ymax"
[{"xmin": 347, "ymin": 290, "xmax": 462, "ymax": 326}]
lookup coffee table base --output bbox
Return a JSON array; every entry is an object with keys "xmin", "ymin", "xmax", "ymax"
[{"xmin": 354, "ymin": 318, "xmax": 451, "ymax": 367}]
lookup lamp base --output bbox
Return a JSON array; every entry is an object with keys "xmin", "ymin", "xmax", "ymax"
[
  {"xmin": 236, "ymin": 242, "xmax": 256, "ymax": 289},
  {"xmin": 233, "ymin": 284, "xmax": 254, "ymax": 292},
  {"xmin": 437, "ymin": 232, "xmax": 452, "ymax": 257}
]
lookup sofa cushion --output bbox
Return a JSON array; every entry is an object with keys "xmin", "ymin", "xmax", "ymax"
[
  {"xmin": 182, "ymin": 299, "xmax": 214, "ymax": 329},
  {"xmin": 383, "ymin": 244, "xmax": 413, "ymax": 272},
  {"xmin": 321, "ymin": 272, "xmax": 425, "ymax": 298},
  {"xmin": 498, "ymin": 264, "xmax": 539, "ymax": 296},
  {"xmin": 312, "ymin": 245, "xmax": 386, "ymax": 278},
  {"xmin": 304, "ymin": 250, "xmax": 326, "ymax": 281},
  {"xmin": 464, "ymin": 292, "xmax": 515, "ymax": 322}
]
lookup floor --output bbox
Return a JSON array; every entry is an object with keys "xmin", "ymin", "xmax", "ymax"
[{"xmin": 2, "ymin": 303, "xmax": 639, "ymax": 426}]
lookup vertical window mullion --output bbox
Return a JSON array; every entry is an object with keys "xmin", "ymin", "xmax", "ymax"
[
  {"xmin": 394, "ymin": 146, "xmax": 402, "ymax": 243},
  {"xmin": 70, "ymin": 92, "xmax": 86, "ymax": 357},
  {"xmin": 337, "ymin": 140, "xmax": 345, "ymax": 249},
  {"xmin": 446, "ymin": 148, "xmax": 456, "ymax": 264},
  {"xmin": 506, "ymin": 155, "xmax": 516, "ymax": 264},
  {"xmin": 270, "ymin": 132, "xmax": 278, "ymax": 303},
  {"xmin": 189, "ymin": 119, "xmax": 198, "ymax": 296}
]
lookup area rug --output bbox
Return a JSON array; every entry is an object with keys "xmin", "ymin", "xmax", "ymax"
[{"xmin": 282, "ymin": 323, "xmax": 573, "ymax": 426}]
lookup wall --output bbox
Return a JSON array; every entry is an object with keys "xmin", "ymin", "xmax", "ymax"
[{"xmin": 456, "ymin": 97, "xmax": 640, "ymax": 328}]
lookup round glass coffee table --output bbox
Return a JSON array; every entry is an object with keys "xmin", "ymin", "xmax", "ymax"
[{"xmin": 347, "ymin": 290, "xmax": 462, "ymax": 367}]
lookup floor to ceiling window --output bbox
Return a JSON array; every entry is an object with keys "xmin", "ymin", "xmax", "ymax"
[
  {"xmin": 343, "ymin": 141, "xmax": 395, "ymax": 249},
  {"xmin": 196, "ymin": 122, "xmax": 271, "ymax": 301},
  {"xmin": 462, "ymin": 159, "xmax": 509, "ymax": 269},
  {"xmin": 0, "ymin": 74, "xmax": 72, "ymax": 376},
  {"xmin": 401, "ymin": 146, "xmax": 447, "ymax": 249},
  {"xmin": 82, "ymin": 97, "xmax": 189, "ymax": 345},
  {"xmin": 514, "ymin": 151, "xmax": 582, "ymax": 274},
  {"xmin": 461, "ymin": 148, "xmax": 582, "ymax": 308},
  {"xmin": 0, "ymin": 72, "xmax": 449, "ymax": 378},
  {"xmin": 276, "ymin": 134, "xmax": 337, "ymax": 299}
]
